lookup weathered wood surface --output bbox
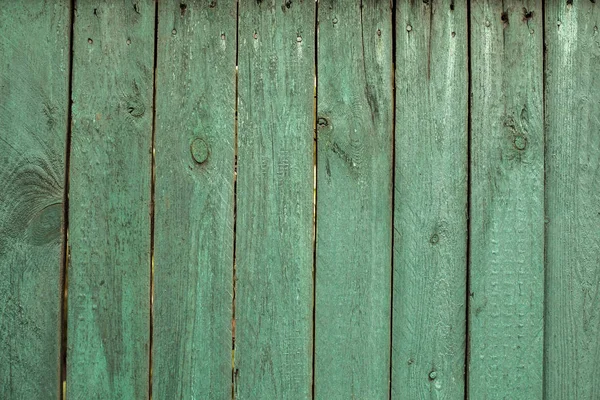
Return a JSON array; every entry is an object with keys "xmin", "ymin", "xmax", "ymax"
[
  {"xmin": 315, "ymin": 1, "xmax": 393, "ymax": 398},
  {"xmin": 153, "ymin": 1, "xmax": 236, "ymax": 398},
  {"xmin": 469, "ymin": 1, "xmax": 545, "ymax": 398},
  {"xmin": 3, "ymin": 3, "xmax": 600, "ymax": 398},
  {"xmin": 392, "ymin": 1, "xmax": 468, "ymax": 399},
  {"xmin": 545, "ymin": 2, "xmax": 600, "ymax": 399},
  {"xmin": 67, "ymin": 1, "xmax": 154, "ymax": 398},
  {"xmin": 235, "ymin": 0, "xmax": 315, "ymax": 398},
  {"xmin": 0, "ymin": 2, "xmax": 70, "ymax": 399}
]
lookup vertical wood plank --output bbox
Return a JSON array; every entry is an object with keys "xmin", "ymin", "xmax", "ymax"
[
  {"xmin": 0, "ymin": 2, "xmax": 70, "ymax": 398},
  {"xmin": 545, "ymin": 2, "xmax": 600, "ymax": 398},
  {"xmin": 235, "ymin": 0, "xmax": 315, "ymax": 398},
  {"xmin": 153, "ymin": 1, "xmax": 236, "ymax": 398},
  {"xmin": 392, "ymin": 1, "xmax": 468, "ymax": 398},
  {"xmin": 67, "ymin": 1, "xmax": 154, "ymax": 398},
  {"xmin": 315, "ymin": 1, "xmax": 392, "ymax": 398},
  {"xmin": 469, "ymin": 1, "xmax": 544, "ymax": 398}
]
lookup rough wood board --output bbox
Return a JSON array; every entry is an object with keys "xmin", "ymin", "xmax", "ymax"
[
  {"xmin": 544, "ymin": 1, "xmax": 600, "ymax": 398},
  {"xmin": 152, "ymin": 1, "xmax": 236, "ymax": 398},
  {"xmin": 315, "ymin": 0, "xmax": 393, "ymax": 398},
  {"xmin": 469, "ymin": 1, "xmax": 544, "ymax": 398},
  {"xmin": 0, "ymin": 2, "xmax": 70, "ymax": 399},
  {"xmin": 392, "ymin": 1, "xmax": 468, "ymax": 398},
  {"xmin": 67, "ymin": 1, "xmax": 154, "ymax": 398},
  {"xmin": 235, "ymin": 0, "xmax": 315, "ymax": 398}
]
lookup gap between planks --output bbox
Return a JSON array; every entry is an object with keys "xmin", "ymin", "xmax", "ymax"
[
  {"xmin": 60, "ymin": 0, "xmax": 76, "ymax": 398},
  {"xmin": 148, "ymin": 0, "xmax": 160, "ymax": 399}
]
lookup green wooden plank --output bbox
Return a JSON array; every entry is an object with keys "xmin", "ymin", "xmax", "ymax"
[
  {"xmin": 67, "ymin": 1, "xmax": 154, "ymax": 398},
  {"xmin": 469, "ymin": 1, "xmax": 544, "ymax": 398},
  {"xmin": 392, "ymin": 1, "xmax": 468, "ymax": 398},
  {"xmin": 0, "ymin": 2, "xmax": 70, "ymax": 398},
  {"xmin": 314, "ymin": 1, "xmax": 392, "ymax": 398},
  {"xmin": 545, "ymin": 2, "xmax": 600, "ymax": 398},
  {"xmin": 153, "ymin": 1, "xmax": 236, "ymax": 398},
  {"xmin": 235, "ymin": 0, "xmax": 315, "ymax": 398}
]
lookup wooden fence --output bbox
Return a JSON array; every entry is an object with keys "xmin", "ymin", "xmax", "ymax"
[{"xmin": 1, "ymin": 0, "xmax": 599, "ymax": 399}]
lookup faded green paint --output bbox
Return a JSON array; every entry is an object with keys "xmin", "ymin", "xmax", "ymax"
[
  {"xmin": 0, "ymin": 2, "xmax": 70, "ymax": 399},
  {"xmin": 153, "ymin": 1, "xmax": 236, "ymax": 398},
  {"xmin": 235, "ymin": 0, "xmax": 315, "ymax": 398},
  {"xmin": 67, "ymin": 1, "xmax": 154, "ymax": 398},
  {"xmin": 393, "ymin": 1, "xmax": 467, "ymax": 399},
  {"xmin": 4, "ymin": 4, "xmax": 600, "ymax": 398},
  {"xmin": 545, "ymin": 2, "xmax": 600, "ymax": 399},
  {"xmin": 469, "ymin": 1, "xmax": 544, "ymax": 398},
  {"xmin": 315, "ymin": 1, "xmax": 392, "ymax": 398}
]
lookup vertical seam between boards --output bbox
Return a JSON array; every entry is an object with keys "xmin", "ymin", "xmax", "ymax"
[
  {"xmin": 388, "ymin": 0, "xmax": 396, "ymax": 398},
  {"xmin": 465, "ymin": 0, "xmax": 472, "ymax": 398},
  {"xmin": 232, "ymin": 0, "xmax": 240, "ymax": 398},
  {"xmin": 60, "ymin": 0, "xmax": 76, "ymax": 398},
  {"xmin": 541, "ymin": 1, "xmax": 547, "ymax": 398},
  {"xmin": 149, "ymin": 1, "xmax": 159, "ymax": 398},
  {"xmin": 311, "ymin": 0, "xmax": 319, "ymax": 398}
]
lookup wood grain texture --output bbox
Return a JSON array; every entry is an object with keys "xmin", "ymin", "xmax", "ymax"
[
  {"xmin": 235, "ymin": 0, "xmax": 315, "ymax": 398},
  {"xmin": 152, "ymin": 1, "xmax": 236, "ymax": 398},
  {"xmin": 544, "ymin": 2, "xmax": 600, "ymax": 399},
  {"xmin": 392, "ymin": 1, "xmax": 468, "ymax": 399},
  {"xmin": 469, "ymin": 1, "xmax": 544, "ymax": 398},
  {"xmin": 67, "ymin": 1, "xmax": 154, "ymax": 398},
  {"xmin": 0, "ymin": 2, "xmax": 70, "ymax": 399},
  {"xmin": 315, "ymin": 1, "xmax": 392, "ymax": 398}
]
